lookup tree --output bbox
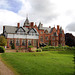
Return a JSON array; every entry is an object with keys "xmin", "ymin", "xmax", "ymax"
[
  {"xmin": 0, "ymin": 36, "xmax": 7, "ymax": 46},
  {"xmin": 65, "ymin": 33, "xmax": 75, "ymax": 47}
]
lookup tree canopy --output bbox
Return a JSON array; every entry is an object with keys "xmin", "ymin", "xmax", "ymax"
[
  {"xmin": 65, "ymin": 33, "xmax": 75, "ymax": 47},
  {"xmin": 0, "ymin": 36, "xmax": 7, "ymax": 46}
]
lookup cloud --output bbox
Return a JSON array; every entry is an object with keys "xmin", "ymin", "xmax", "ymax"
[
  {"xmin": 0, "ymin": 9, "xmax": 24, "ymax": 33},
  {"xmin": 18, "ymin": 0, "xmax": 58, "ymax": 23},
  {"xmin": 66, "ymin": 22, "xmax": 75, "ymax": 32},
  {"xmin": 0, "ymin": 0, "xmax": 75, "ymax": 36}
]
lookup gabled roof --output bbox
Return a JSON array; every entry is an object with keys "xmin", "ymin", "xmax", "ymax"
[
  {"xmin": 23, "ymin": 27, "xmax": 29, "ymax": 33},
  {"xmin": 4, "ymin": 26, "xmax": 17, "ymax": 33},
  {"xmin": 60, "ymin": 27, "xmax": 63, "ymax": 34},
  {"xmin": 50, "ymin": 27, "xmax": 55, "ymax": 33},
  {"xmin": 27, "ymin": 28, "xmax": 39, "ymax": 34},
  {"xmin": 53, "ymin": 32, "xmax": 58, "ymax": 36},
  {"xmin": 4, "ymin": 26, "xmax": 39, "ymax": 35},
  {"xmin": 39, "ymin": 27, "xmax": 52, "ymax": 33},
  {"xmin": 4, "ymin": 26, "xmax": 29, "ymax": 34}
]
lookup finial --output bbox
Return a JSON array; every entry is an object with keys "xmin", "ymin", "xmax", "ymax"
[{"xmin": 26, "ymin": 14, "xmax": 28, "ymax": 19}]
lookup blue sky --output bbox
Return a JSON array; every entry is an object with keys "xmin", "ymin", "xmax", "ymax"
[
  {"xmin": 0, "ymin": 0, "xmax": 22, "ymax": 13},
  {"xmin": 0, "ymin": 0, "xmax": 75, "ymax": 36}
]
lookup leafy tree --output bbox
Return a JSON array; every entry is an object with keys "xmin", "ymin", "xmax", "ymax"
[
  {"xmin": 65, "ymin": 33, "xmax": 75, "ymax": 47},
  {"xmin": 0, "ymin": 36, "xmax": 7, "ymax": 46}
]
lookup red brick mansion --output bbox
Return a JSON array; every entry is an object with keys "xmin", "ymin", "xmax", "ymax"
[{"xmin": 3, "ymin": 17, "xmax": 65, "ymax": 49}]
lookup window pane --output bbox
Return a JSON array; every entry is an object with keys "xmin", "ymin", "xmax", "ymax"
[
  {"xmin": 16, "ymin": 39, "xmax": 20, "ymax": 46},
  {"xmin": 33, "ymin": 40, "xmax": 37, "ymax": 46},
  {"xmin": 28, "ymin": 40, "xmax": 32, "ymax": 46},
  {"xmin": 9, "ymin": 39, "xmax": 13, "ymax": 46},
  {"xmin": 22, "ymin": 39, "xmax": 26, "ymax": 46},
  {"xmin": 40, "ymin": 36, "xmax": 43, "ymax": 42}
]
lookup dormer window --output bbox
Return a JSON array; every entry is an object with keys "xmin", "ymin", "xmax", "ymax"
[
  {"xmin": 41, "ymin": 31, "xmax": 43, "ymax": 34},
  {"xmin": 17, "ymin": 28, "xmax": 25, "ymax": 35},
  {"xmin": 45, "ymin": 30, "xmax": 48, "ymax": 34}
]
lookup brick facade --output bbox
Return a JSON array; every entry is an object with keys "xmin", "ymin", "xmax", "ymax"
[{"xmin": 3, "ymin": 17, "xmax": 65, "ymax": 49}]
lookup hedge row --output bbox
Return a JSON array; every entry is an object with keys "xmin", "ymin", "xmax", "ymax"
[
  {"xmin": 0, "ymin": 46, "xmax": 5, "ymax": 53},
  {"xmin": 41, "ymin": 46, "xmax": 75, "ymax": 51}
]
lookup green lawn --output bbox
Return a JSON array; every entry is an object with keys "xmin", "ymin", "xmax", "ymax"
[{"xmin": 1, "ymin": 51, "xmax": 74, "ymax": 75}]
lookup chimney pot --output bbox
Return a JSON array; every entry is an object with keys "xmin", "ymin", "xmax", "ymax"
[
  {"xmin": 57, "ymin": 25, "xmax": 59, "ymax": 30},
  {"xmin": 49, "ymin": 26, "xmax": 51, "ymax": 28},
  {"xmin": 17, "ymin": 23, "xmax": 20, "ymax": 28},
  {"xmin": 30, "ymin": 22, "xmax": 34, "ymax": 28}
]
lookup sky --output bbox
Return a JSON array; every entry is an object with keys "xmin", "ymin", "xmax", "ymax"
[{"xmin": 0, "ymin": 0, "xmax": 75, "ymax": 36}]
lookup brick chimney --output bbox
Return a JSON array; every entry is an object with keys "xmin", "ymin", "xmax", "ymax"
[
  {"xmin": 30, "ymin": 22, "xmax": 34, "ymax": 28},
  {"xmin": 17, "ymin": 23, "xmax": 20, "ymax": 28},
  {"xmin": 57, "ymin": 25, "xmax": 60, "ymax": 34},
  {"xmin": 49, "ymin": 26, "xmax": 51, "ymax": 28},
  {"xmin": 57, "ymin": 25, "xmax": 59, "ymax": 30}
]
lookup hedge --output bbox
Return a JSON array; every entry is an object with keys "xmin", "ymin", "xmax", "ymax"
[
  {"xmin": 36, "ymin": 48, "xmax": 42, "ymax": 52},
  {"xmin": 0, "ymin": 46, "xmax": 5, "ymax": 53}
]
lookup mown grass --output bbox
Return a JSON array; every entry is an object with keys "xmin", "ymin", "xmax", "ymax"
[{"xmin": 1, "ymin": 51, "xmax": 75, "ymax": 75}]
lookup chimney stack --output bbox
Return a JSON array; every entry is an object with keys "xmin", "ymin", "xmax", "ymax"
[
  {"xmin": 57, "ymin": 25, "xmax": 59, "ymax": 30},
  {"xmin": 30, "ymin": 22, "xmax": 34, "ymax": 28},
  {"xmin": 49, "ymin": 26, "xmax": 51, "ymax": 28},
  {"xmin": 17, "ymin": 23, "xmax": 20, "ymax": 28}
]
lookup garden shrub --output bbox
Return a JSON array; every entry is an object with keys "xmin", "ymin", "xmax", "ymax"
[
  {"xmin": 49, "ymin": 46, "xmax": 55, "ymax": 49},
  {"xmin": 42, "ymin": 47, "xmax": 49, "ymax": 51},
  {"xmin": 36, "ymin": 48, "xmax": 42, "ymax": 52},
  {"xmin": 66, "ymin": 47, "xmax": 75, "ymax": 50},
  {"xmin": 0, "ymin": 46, "xmax": 5, "ymax": 53},
  {"xmin": 28, "ymin": 45, "xmax": 33, "ymax": 48},
  {"xmin": 58, "ymin": 44, "xmax": 62, "ymax": 47},
  {"xmin": 16, "ymin": 50, "xmax": 18, "ymax": 52},
  {"xmin": 71, "ymin": 47, "xmax": 75, "ymax": 50},
  {"xmin": 11, "ymin": 43, "xmax": 15, "ymax": 49},
  {"xmin": 42, "ymin": 45, "xmax": 75, "ymax": 51}
]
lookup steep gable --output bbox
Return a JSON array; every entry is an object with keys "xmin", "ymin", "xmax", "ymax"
[{"xmin": 28, "ymin": 28, "xmax": 39, "ymax": 35}]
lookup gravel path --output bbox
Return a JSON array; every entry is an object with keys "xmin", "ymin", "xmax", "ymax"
[{"xmin": 0, "ymin": 55, "xmax": 15, "ymax": 75}]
